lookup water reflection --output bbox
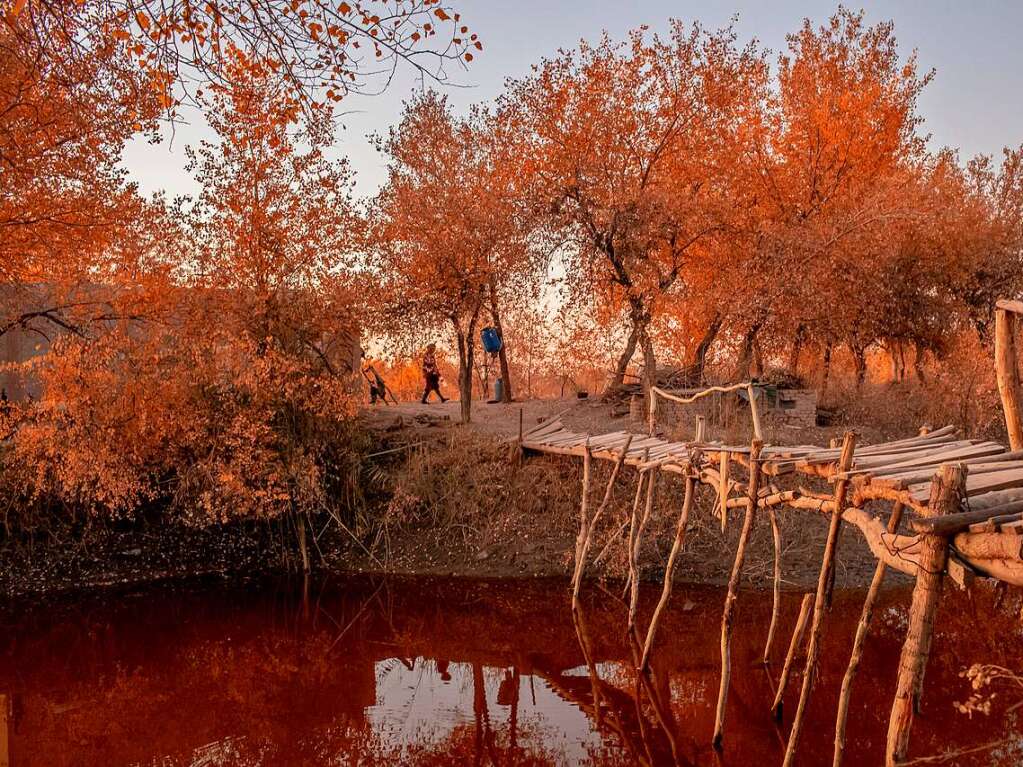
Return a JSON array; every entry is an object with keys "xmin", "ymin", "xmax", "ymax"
[{"xmin": 0, "ymin": 575, "xmax": 1019, "ymax": 766}]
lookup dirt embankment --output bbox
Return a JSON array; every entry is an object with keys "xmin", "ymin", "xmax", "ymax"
[
  {"xmin": 338, "ymin": 403, "xmax": 894, "ymax": 591},
  {"xmin": 0, "ymin": 399, "xmax": 896, "ymax": 598}
]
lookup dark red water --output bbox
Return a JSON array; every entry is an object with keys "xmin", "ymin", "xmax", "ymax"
[{"xmin": 0, "ymin": 575, "xmax": 1020, "ymax": 766}]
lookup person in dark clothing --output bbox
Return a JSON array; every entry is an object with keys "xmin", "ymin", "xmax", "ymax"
[{"xmin": 421, "ymin": 343, "xmax": 446, "ymax": 404}]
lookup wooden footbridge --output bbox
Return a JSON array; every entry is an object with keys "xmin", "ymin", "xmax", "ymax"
[{"xmin": 516, "ymin": 300, "xmax": 1023, "ymax": 767}]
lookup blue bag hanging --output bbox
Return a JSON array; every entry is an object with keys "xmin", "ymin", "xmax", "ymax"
[{"xmin": 481, "ymin": 326, "xmax": 502, "ymax": 354}]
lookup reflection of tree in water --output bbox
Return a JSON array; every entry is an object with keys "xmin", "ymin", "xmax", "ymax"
[{"xmin": 2, "ymin": 576, "xmax": 1023, "ymax": 766}]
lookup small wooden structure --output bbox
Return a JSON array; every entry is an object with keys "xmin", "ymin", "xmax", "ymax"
[{"xmin": 519, "ymin": 301, "xmax": 1023, "ymax": 766}]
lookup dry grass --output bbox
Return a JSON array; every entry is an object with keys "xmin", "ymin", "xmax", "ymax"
[{"xmin": 353, "ymin": 426, "xmax": 884, "ymax": 589}]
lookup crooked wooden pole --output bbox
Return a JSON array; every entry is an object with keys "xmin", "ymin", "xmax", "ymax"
[
  {"xmin": 833, "ymin": 501, "xmax": 905, "ymax": 767},
  {"xmin": 782, "ymin": 431, "xmax": 857, "ymax": 767},
  {"xmin": 995, "ymin": 303, "xmax": 1023, "ymax": 451},
  {"xmin": 718, "ymin": 450, "xmax": 730, "ymax": 533},
  {"xmin": 713, "ymin": 438, "xmax": 763, "ymax": 749},
  {"xmin": 885, "ymin": 463, "xmax": 965, "ymax": 767},
  {"xmin": 571, "ymin": 441, "xmax": 593, "ymax": 608},
  {"xmin": 623, "ymin": 448, "xmax": 651, "ymax": 600},
  {"xmin": 640, "ymin": 445, "xmax": 701, "ymax": 671},
  {"xmin": 572, "ymin": 437, "xmax": 633, "ymax": 607},
  {"xmin": 771, "ymin": 593, "xmax": 813, "ymax": 719},
  {"xmin": 628, "ymin": 466, "xmax": 658, "ymax": 632},
  {"xmin": 763, "ymin": 504, "xmax": 783, "ymax": 664}
]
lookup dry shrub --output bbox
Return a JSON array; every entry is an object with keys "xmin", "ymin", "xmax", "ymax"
[
  {"xmin": 374, "ymin": 430, "xmax": 584, "ymax": 559},
  {"xmin": 828, "ymin": 333, "xmax": 1005, "ymax": 441}
]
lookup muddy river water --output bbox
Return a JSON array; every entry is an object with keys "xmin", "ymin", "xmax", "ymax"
[{"xmin": 0, "ymin": 575, "xmax": 1020, "ymax": 766}]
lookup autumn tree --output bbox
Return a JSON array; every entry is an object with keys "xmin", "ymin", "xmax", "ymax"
[
  {"xmin": 5, "ymin": 49, "xmax": 365, "ymax": 557},
  {"xmin": 501, "ymin": 22, "xmax": 769, "ymax": 399},
  {"xmin": 0, "ymin": 7, "xmax": 165, "ymax": 344},
  {"xmin": 371, "ymin": 91, "xmax": 534, "ymax": 423},
  {"xmin": 710, "ymin": 8, "xmax": 932, "ymax": 388}
]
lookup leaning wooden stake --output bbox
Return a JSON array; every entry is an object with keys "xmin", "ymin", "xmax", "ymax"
[
  {"xmin": 713, "ymin": 438, "xmax": 764, "ymax": 749},
  {"xmin": 763, "ymin": 504, "xmax": 783, "ymax": 664},
  {"xmin": 995, "ymin": 304, "xmax": 1023, "ymax": 451},
  {"xmin": 771, "ymin": 593, "xmax": 814, "ymax": 719},
  {"xmin": 885, "ymin": 464, "xmax": 965, "ymax": 767},
  {"xmin": 623, "ymin": 449, "xmax": 650, "ymax": 599},
  {"xmin": 718, "ymin": 451, "xmax": 730, "ymax": 533},
  {"xmin": 570, "ymin": 441, "xmax": 592, "ymax": 607},
  {"xmin": 640, "ymin": 445, "xmax": 701, "ymax": 671},
  {"xmin": 833, "ymin": 501, "xmax": 905, "ymax": 767},
  {"xmin": 572, "ymin": 436, "xmax": 633, "ymax": 606},
  {"xmin": 628, "ymin": 466, "xmax": 658, "ymax": 632},
  {"xmin": 781, "ymin": 431, "xmax": 857, "ymax": 767}
]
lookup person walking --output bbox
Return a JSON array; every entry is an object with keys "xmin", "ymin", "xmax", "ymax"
[{"xmin": 421, "ymin": 343, "xmax": 447, "ymax": 404}]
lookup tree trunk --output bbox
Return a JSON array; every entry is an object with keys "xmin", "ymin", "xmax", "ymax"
[
  {"xmin": 691, "ymin": 313, "xmax": 722, "ymax": 383},
  {"xmin": 606, "ymin": 323, "xmax": 639, "ymax": 394},
  {"xmin": 788, "ymin": 325, "xmax": 806, "ymax": 375},
  {"xmin": 913, "ymin": 341, "xmax": 927, "ymax": 383},
  {"xmin": 752, "ymin": 337, "xmax": 765, "ymax": 379},
  {"xmin": 736, "ymin": 323, "xmax": 761, "ymax": 380},
  {"xmin": 819, "ymin": 343, "xmax": 833, "ymax": 399},
  {"xmin": 639, "ymin": 322, "xmax": 657, "ymax": 402},
  {"xmin": 453, "ymin": 307, "xmax": 482, "ymax": 424},
  {"xmin": 852, "ymin": 345, "xmax": 868, "ymax": 389},
  {"xmin": 488, "ymin": 278, "xmax": 513, "ymax": 403}
]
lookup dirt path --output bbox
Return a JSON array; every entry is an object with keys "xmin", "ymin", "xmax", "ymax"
[
  {"xmin": 360, "ymin": 394, "xmax": 880, "ymax": 448},
  {"xmin": 361, "ymin": 397, "xmax": 608, "ymax": 440}
]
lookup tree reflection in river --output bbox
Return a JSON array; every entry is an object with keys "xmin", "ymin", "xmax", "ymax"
[{"xmin": 0, "ymin": 575, "xmax": 1020, "ymax": 766}]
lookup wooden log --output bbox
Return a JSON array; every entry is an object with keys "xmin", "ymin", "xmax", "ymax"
[
  {"xmin": 713, "ymin": 438, "xmax": 764, "ymax": 749},
  {"xmin": 954, "ymin": 531, "xmax": 1023, "ymax": 560},
  {"xmin": 763, "ymin": 504, "xmax": 783, "ymax": 665},
  {"xmin": 771, "ymin": 593, "xmax": 814, "ymax": 719},
  {"xmin": 725, "ymin": 489, "xmax": 800, "ymax": 510},
  {"xmin": 640, "ymin": 448, "xmax": 700, "ymax": 671},
  {"xmin": 833, "ymin": 502, "xmax": 905, "ymax": 767},
  {"xmin": 885, "ymin": 463, "xmax": 966, "ymax": 766},
  {"xmin": 782, "ymin": 431, "xmax": 858, "ymax": 767},
  {"xmin": 912, "ymin": 499, "xmax": 1023, "ymax": 536},
  {"xmin": 995, "ymin": 307, "xmax": 1023, "ymax": 451}
]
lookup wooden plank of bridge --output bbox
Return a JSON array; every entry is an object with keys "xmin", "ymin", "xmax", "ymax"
[{"xmin": 909, "ymin": 466, "xmax": 1023, "ymax": 503}]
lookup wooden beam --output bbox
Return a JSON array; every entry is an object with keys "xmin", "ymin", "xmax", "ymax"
[{"xmin": 995, "ymin": 308, "xmax": 1023, "ymax": 451}]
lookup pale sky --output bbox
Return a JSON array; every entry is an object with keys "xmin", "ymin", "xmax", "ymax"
[{"xmin": 121, "ymin": 0, "xmax": 1023, "ymax": 201}]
